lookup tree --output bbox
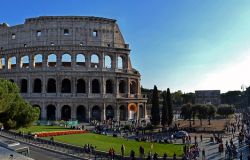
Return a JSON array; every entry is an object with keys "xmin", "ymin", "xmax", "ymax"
[
  {"xmin": 217, "ymin": 104, "xmax": 235, "ymax": 118},
  {"xmin": 196, "ymin": 105, "xmax": 208, "ymax": 126},
  {"xmin": 151, "ymin": 85, "xmax": 160, "ymax": 126},
  {"xmin": 207, "ymin": 105, "xmax": 216, "ymax": 125},
  {"xmin": 172, "ymin": 90, "xmax": 183, "ymax": 107},
  {"xmin": 191, "ymin": 104, "xmax": 199, "ymax": 125},
  {"xmin": 161, "ymin": 91, "xmax": 167, "ymax": 127},
  {"xmin": 180, "ymin": 103, "xmax": 192, "ymax": 127},
  {"xmin": 0, "ymin": 79, "xmax": 40, "ymax": 129},
  {"xmin": 166, "ymin": 88, "xmax": 173, "ymax": 126}
]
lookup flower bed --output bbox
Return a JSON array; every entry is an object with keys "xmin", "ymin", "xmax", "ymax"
[{"xmin": 35, "ymin": 130, "xmax": 88, "ymax": 137}]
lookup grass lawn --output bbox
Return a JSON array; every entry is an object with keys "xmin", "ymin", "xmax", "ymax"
[
  {"xmin": 52, "ymin": 133, "xmax": 184, "ymax": 157},
  {"xmin": 16, "ymin": 125, "xmax": 69, "ymax": 134}
]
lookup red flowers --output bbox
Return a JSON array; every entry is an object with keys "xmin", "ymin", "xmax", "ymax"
[{"xmin": 35, "ymin": 130, "xmax": 88, "ymax": 137}]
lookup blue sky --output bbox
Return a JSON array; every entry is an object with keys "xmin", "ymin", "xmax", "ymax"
[{"xmin": 1, "ymin": 0, "xmax": 250, "ymax": 93}]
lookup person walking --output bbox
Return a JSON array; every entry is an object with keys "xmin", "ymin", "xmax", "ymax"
[
  {"xmin": 200, "ymin": 134, "xmax": 203, "ymax": 142},
  {"xmin": 121, "ymin": 144, "xmax": 125, "ymax": 157},
  {"xmin": 202, "ymin": 148, "xmax": 205, "ymax": 160}
]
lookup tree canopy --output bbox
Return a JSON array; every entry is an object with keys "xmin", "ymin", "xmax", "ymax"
[
  {"xmin": 0, "ymin": 79, "xmax": 39, "ymax": 129},
  {"xmin": 151, "ymin": 85, "xmax": 160, "ymax": 126}
]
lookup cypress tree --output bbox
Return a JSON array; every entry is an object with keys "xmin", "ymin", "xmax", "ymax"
[
  {"xmin": 161, "ymin": 91, "xmax": 167, "ymax": 127},
  {"xmin": 151, "ymin": 85, "xmax": 160, "ymax": 125},
  {"xmin": 166, "ymin": 88, "xmax": 173, "ymax": 126}
]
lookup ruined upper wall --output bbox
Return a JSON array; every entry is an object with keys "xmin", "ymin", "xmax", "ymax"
[{"xmin": 0, "ymin": 16, "xmax": 128, "ymax": 50}]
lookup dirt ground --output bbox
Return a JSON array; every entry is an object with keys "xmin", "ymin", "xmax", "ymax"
[{"xmin": 174, "ymin": 119, "xmax": 235, "ymax": 132}]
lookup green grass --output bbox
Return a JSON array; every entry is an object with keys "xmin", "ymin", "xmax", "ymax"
[
  {"xmin": 16, "ymin": 125, "xmax": 69, "ymax": 134},
  {"xmin": 52, "ymin": 133, "xmax": 184, "ymax": 157}
]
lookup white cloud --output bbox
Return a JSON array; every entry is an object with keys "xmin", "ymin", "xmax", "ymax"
[{"xmin": 193, "ymin": 50, "xmax": 250, "ymax": 93}]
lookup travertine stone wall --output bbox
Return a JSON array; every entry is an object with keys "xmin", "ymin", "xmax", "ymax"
[{"xmin": 0, "ymin": 16, "xmax": 147, "ymax": 122}]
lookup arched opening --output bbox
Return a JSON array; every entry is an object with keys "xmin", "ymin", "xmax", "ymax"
[
  {"xmin": 0, "ymin": 57, "xmax": 5, "ymax": 69},
  {"xmin": 92, "ymin": 105, "xmax": 101, "ymax": 121},
  {"xmin": 106, "ymin": 79, "xmax": 113, "ymax": 94},
  {"xmin": 20, "ymin": 79, "xmax": 28, "ymax": 93},
  {"xmin": 106, "ymin": 105, "xmax": 114, "ymax": 120},
  {"xmin": 76, "ymin": 54, "xmax": 85, "ymax": 66},
  {"xmin": 128, "ymin": 104, "xmax": 137, "ymax": 120},
  {"xmin": 8, "ymin": 56, "xmax": 16, "ymax": 69},
  {"xmin": 21, "ymin": 55, "xmax": 29, "ymax": 68},
  {"xmin": 77, "ymin": 105, "xmax": 85, "ymax": 122},
  {"xmin": 139, "ymin": 105, "xmax": 144, "ymax": 118},
  {"xmin": 104, "ymin": 55, "xmax": 112, "ymax": 68},
  {"xmin": 47, "ymin": 54, "xmax": 57, "ymax": 67},
  {"xmin": 130, "ymin": 81, "xmax": 137, "ymax": 94},
  {"xmin": 33, "ymin": 105, "xmax": 41, "ymax": 120},
  {"xmin": 62, "ymin": 53, "xmax": 71, "ymax": 67},
  {"xmin": 34, "ymin": 54, "xmax": 43, "ymax": 68},
  {"xmin": 47, "ymin": 105, "xmax": 56, "ymax": 120},
  {"xmin": 117, "ymin": 56, "xmax": 125, "ymax": 69},
  {"xmin": 61, "ymin": 79, "xmax": 71, "ymax": 93},
  {"xmin": 61, "ymin": 105, "xmax": 71, "ymax": 121},
  {"xmin": 77, "ymin": 79, "xmax": 85, "ymax": 93},
  {"xmin": 92, "ymin": 79, "xmax": 100, "ymax": 93},
  {"xmin": 91, "ymin": 54, "xmax": 99, "ymax": 68},
  {"xmin": 47, "ymin": 78, "xmax": 56, "ymax": 93},
  {"xmin": 33, "ymin": 78, "xmax": 42, "ymax": 93},
  {"xmin": 119, "ymin": 80, "xmax": 126, "ymax": 93},
  {"xmin": 119, "ymin": 105, "xmax": 126, "ymax": 121}
]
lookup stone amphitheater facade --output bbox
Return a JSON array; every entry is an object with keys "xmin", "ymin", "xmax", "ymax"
[{"xmin": 0, "ymin": 16, "xmax": 147, "ymax": 122}]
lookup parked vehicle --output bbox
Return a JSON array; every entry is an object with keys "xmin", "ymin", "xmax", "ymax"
[{"xmin": 174, "ymin": 131, "xmax": 188, "ymax": 138}]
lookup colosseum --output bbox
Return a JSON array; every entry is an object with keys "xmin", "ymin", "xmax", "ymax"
[{"xmin": 0, "ymin": 16, "xmax": 147, "ymax": 122}]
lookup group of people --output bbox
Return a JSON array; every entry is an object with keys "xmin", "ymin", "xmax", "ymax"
[{"xmin": 83, "ymin": 143, "xmax": 95, "ymax": 153}]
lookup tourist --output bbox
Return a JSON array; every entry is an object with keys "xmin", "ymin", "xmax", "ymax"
[
  {"xmin": 130, "ymin": 149, "xmax": 135, "ymax": 160},
  {"xmin": 139, "ymin": 146, "xmax": 145, "ymax": 158},
  {"xmin": 153, "ymin": 152, "xmax": 158, "ymax": 160},
  {"xmin": 163, "ymin": 153, "xmax": 167, "ymax": 160},
  {"xmin": 202, "ymin": 148, "xmax": 205, "ymax": 160},
  {"xmin": 173, "ymin": 152, "xmax": 177, "ymax": 160},
  {"xmin": 200, "ymin": 134, "xmax": 203, "ymax": 142},
  {"xmin": 121, "ymin": 144, "xmax": 125, "ymax": 157},
  {"xmin": 194, "ymin": 135, "xmax": 197, "ymax": 143},
  {"xmin": 240, "ymin": 151, "xmax": 243, "ymax": 160}
]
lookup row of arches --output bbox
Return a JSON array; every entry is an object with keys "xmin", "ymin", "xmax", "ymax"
[
  {"xmin": 33, "ymin": 104, "xmax": 145, "ymax": 122},
  {"xmin": 17, "ymin": 78, "xmax": 138, "ymax": 94},
  {"xmin": 0, "ymin": 53, "xmax": 126, "ymax": 69}
]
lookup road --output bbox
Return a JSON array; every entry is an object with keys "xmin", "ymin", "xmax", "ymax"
[{"xmin": 0, "ymin": 135, "xmax": 81, "ymax": 160}]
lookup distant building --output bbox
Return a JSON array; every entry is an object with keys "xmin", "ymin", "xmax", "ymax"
[{"xmin": 195, "ymin": 90, "xmax": 221, "ymax": 105}]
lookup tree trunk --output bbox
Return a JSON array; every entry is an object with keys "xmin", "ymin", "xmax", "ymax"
[
  {"xmin": 200, "ymin": 119, "xmax": 202, "ymax": 126},
  {"xmin": 193, "ymin": 116, "xmax": 195, "ymax": 125},
  {"xmin": 189, "ymin": 119, "xmax": 192, "ymax": 127},
  {"xmin": 208, "ymin": 117, "xmax": 211, "ymax": 125}
]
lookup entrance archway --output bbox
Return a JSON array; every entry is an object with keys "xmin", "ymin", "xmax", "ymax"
[
  {"xmin": 119, "ymin": 105, "xmax": 127, "ymax": 121},
  {"xmin": 47, "ymin": 105, "xmax": 56, "ymax": 120},
  {"xmin": 106, "ymin": 105, "xmax": 114, "ymax": 120},
  {"xmin": 61, "ymin": 105, "xmax": 71, "ymax": 121},
  {"xmin": 128, "ymin": 103, "xmax": 137, "ymax": 120},
  {"xmin": 77, "ymin": 105, "xmax": 86, "ymax": 122},
  {"xmin": 139, "ymin": 105, "xmax": 144, "ymax": 118},
  {"xmin": 92, "ymin": 105, "xmax": 101, "ymax": 121}
]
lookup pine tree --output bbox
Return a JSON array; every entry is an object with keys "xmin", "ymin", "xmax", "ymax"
[
  {"xmin": 166, "ymin": 88, "xmax": 173, "ymax": 126},
  {"xmin": 151, "ymin": 85, "xmax": 160, "ymax": 125},
  {"xmin": 161, "ymin": 91, "xmax": 167, "ymax": 127}
]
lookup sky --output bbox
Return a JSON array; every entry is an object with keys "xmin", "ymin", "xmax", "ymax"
[{"xmin": 1, "ymin": 0, "xmax": 250, "ymax": 93}]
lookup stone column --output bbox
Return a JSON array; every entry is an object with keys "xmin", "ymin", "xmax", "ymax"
[
  {"xmin": 71, "ymin": 104, "xmax": 76, "ymax": 120},
  {"xmin": 57, "ymin": 75, "xmax": 61, "ymax": 97},
  {"xmin": 57, "ymin": 51, "xmax": 62, "ymax": 70},
  {"xmin": 56, "ymin": 104, "xmax": 61, "ymax": 120},
  {"xmin": 42, "ymin": 52, "xmax": 48, "ymax": 70},
  {"xmin": 112, "ymin": 54, "xmax": 117, "ymax": 70},
  {"xmin": 29, "ymin": 54, "xmax": 34, "ymax": 69},
  {"xmin": 71, "ymin": 52, "xmax": 76, "ymax": 70},
  {"xmin": 28, "ymin": 75, "xmax": 32, "ymax": 96},
  {"xmin": 100, "ymin": 52, "xmax": 104, "ymax": 69},
  {"xmin": 16, "ymin": 54, "xmax": 20, "ymax": 70},
  {"xmin": 86, "ymin": 52, "xmax": 90, "ymax": 68},
  {"xmin": 88, "ymin": 77, "xmax": 91, "ymax": 95},
  {"xmin": 116, "ymin": 104, "xmax": 120, "ymax": 121},
  {"xmin": 4, "ymin": 55, "xmax": 8, "ymax": 71},
  {"xmin": 42, "ymin": 75, "xmax": 46, "ymax": 96},
  {"xmin": 127, "ymin": 78, "xmax": 130, "ymax": 97},
  {"xmin": 103, "ymin": 103, "xmax": 106, "ymax": 121},
  {"xmin": 41, "ymin": 104, "xmax": 47, "ymax": 120}
]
